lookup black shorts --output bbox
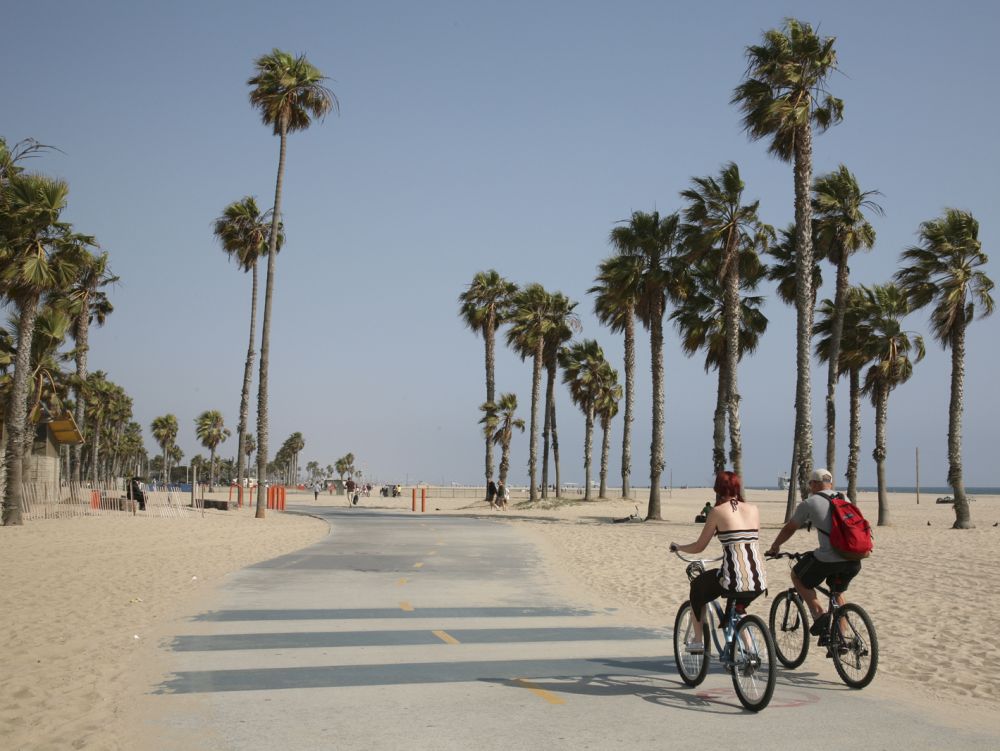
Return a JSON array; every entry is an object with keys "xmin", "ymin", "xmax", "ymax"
[
  {"xmin": 792, "ymin": 552, "xmax": 861, "ymax": 592},
  {"xmin": 689, "ymin": 570, "xmax": 762, "ymax": 621}
]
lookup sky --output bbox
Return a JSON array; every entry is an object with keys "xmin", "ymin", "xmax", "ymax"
[{"xmin": 4, "ymin": 0, "xmax": 999, "ymax": 489}]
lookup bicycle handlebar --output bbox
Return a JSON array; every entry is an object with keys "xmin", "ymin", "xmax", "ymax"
[
  {"xmin": 765, "ymin": 551, "xmax": 804, "ymax": 561},
  {"xmin": 670, "ymin": 548, "xmax": 723, "ymax": 564}
]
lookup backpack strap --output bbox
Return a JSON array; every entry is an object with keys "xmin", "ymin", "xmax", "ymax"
[{"xmin": 814, "ymin": 491, "xmax": 838, "ymax": 537}]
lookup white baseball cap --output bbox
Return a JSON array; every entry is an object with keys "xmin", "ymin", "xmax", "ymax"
[{"xmin": 809, "ymin": 468, "xmax": 833, "ymax": 483}]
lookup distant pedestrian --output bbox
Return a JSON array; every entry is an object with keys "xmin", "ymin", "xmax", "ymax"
[
  {"xmin": 499, "ymin": 481, "xmax": 510, "ymax": 511},
  {"xmin": 313, "ymin": 483, "xmax": 321, "ymax": 501},
  {"xmin": 487, "ymin": 479, "xmax": 497, "ymax": 509}
]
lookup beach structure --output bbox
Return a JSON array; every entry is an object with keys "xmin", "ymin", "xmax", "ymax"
[{"xmin": 0, "ymin": 408, "xmax": 83, "ymax": 489}]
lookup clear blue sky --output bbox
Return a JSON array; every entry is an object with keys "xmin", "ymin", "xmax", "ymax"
[{"xmin": 5, "ymin": 0, "xmax": 998, "ymax": 488}]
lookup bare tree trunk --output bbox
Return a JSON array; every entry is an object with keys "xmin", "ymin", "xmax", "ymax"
[
  {"xmin": 2, "ymin": 296, "xmax": 40, "ymax": 526},
  {"xmin": 723, "ymin": 232, "xmax": 743, "ymax": 477},
  {"xmin": 846, "ymin": 367, "xmax": 861, "ymax": 503},
  {"xmin": 647, "ymin": 295, "xmax": 665, "ymax": 520},
  {"xmin": 792, "ymin": 124, "xmax": 816, "ymax": 496},
  {"xmin": 713, "ymin": 365, "xmax": 727, "ymax": 475},
  {"xmin": 551, "ymin": 394, "xmax": 562, "ymax": 498},
  {"xmin": 599, "ymin": 415, "xmax": 611, "ymax": 499},
  {"xmin": 72, "ymin": 311, "xmax": 89, "ymax": 483},
  {"xmin": 873, "ymin": 383, "xmax": 889, "ymax": 526},
  {"xmin": 499, "ymin": 431, "xmax": 511, "ymax": 487},
  {"xmin": 528, "ymin": 339, "xmax": 544, "ymax": 501},
  {"xmin": 257, "ymin": 125, "xmax": 288, "ymax": 519},
  {"xmin": 621, "ymin": 313, "xmax": 635, "ymax": 499},
  {"xmin": 825, "ymin": 258, "xmax": 850, "ymax": 475},
  {"xmin": 948, "ymin": 324, "xmax": 972, "ymax": 529},
  {"xmin": 236, "ymin": 261, "xmax": 259, "ymax": 492},
  {"xmin": 484, "ymin": 313, "xmax": 496, "ymax": 486},
  {"xmin": 541, "ymin": 358, "xmax": 555, "ymax": 498},
  {"xmin": 209, "ymin": 447, "xmax": 216, "ymax": 492},
  {"xmin": 583, "ymin": 405, "xmax": 594, "ymax": 501}
]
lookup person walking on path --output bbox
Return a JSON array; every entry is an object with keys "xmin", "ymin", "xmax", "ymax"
[{"xmin": 487, "ymin": 479, "xmax": 498, "ymax": 509}]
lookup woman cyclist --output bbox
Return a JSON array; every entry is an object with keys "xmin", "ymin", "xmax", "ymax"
[{"xmin": 669, "ymin": 471, "xmax": 767, "ymax": 653}]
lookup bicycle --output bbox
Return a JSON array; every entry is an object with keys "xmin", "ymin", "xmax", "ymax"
[
  {"xmin": 766, "ymin": 552, "xmax": 879, "ymax": 689},
  {"xmin": 671, "ymin": 551, "xmax": 777, "ymax": 712}
]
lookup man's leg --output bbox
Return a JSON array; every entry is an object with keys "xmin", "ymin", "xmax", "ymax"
[{"xmin": 791, "ymin": 570, "xmax": 824, "ymax": 620}]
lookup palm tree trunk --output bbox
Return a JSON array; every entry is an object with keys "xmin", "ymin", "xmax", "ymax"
[
  {"xmin": 724, "ymin": 261, "xmax": 743, "ymax": 477},
  {"xmin": 599, "ymin": 416, "xmax": 611, "ymax": 499},
  {"xmin": 484, "ymin": 314, "xmax": 496, "ymax": 485},
  {"xmin": 647, "ymin": 296, "xmax": 665, "ymax": 520},
  {"xmin": 873, "ymin": 383, "xmax": 889, "ymax": 526},
  {"xmin": 91, "ymin": 416, "xmax": 101, "ymax": 485},
  {"xmin": 499, "ymin": 432, "xmax": 510, "ymax": 486},
  {"xmin": 209, "ymin": 447, "xmax": 217, "ymax": 492},
  {"xmin": 621, "ymin": 312, "xmax": 635, "ymax": 499},
  {"xmin": 72, "ymin": 311, "xmax": 89, "ymax": 483},
  {"xmin": 792, "ymin": 124, "xmax": 816, "ymax": 496},
  {"xmin": 825, "ymin": 257, "xmax": 850, "ymax": 475},
  {"xmin": 551, "ymin": 392, "xmax": 562, "ymax": 498},
  {"xmin": 583, "ymin": 405, "xmax": 594, "ymax": 501},
  {"xmin": 948, "ymin": 323, "xmax": 971, "ymax": 528},
  {"xmin": 236, "ymin": 261, "xmax": 259, "ymax": 491},
  {"xmin": 256, "ymin": 125, "xmax": 288, "ymax": 518},
  {"xmin": 528, "ymin": 339, "xmax": 544, "ymax": 501},
  {"xmin": 846, "ymin": 367, "xmax": 861, "ymax": 503},
  {"xmin": 784, "ymin": 429, "xmax": 799, "ymax": 522},
  {"xmin": 713, "ymin": 365, "xmax": 727, "ymax": 475},
  {"xmin": 541, "ymin": 359, "xmax": 555, "ymax": 498},
  {"xmin": 2, "ymin": 296, "xmax": 40, "ymax": 526}
]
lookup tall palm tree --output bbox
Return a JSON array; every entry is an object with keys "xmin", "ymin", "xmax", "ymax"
[
  {"xmin": 0, "ymin": 173, "xmax": 81, "ymax": 525},
  {"xmin": 83, "ymin": 371, "xmax": 115, "ymax": 484},
  {"xmin": 195, "ymin": 410, "xmax": 231, "ymax": 491},
  {"xmin": 243, "ymin": 433, "xmax": 256, "ymax": 477},
  {"xmin": 857, "ymin": 284, "xmax": 924, "ymax": 526},
  {"xmin": 248, "ymin": 49, "xmax": 337, "ymax": 519},
  {"xmin": 559, "ymin": 339, "xmax": 611, "ymax": 501},
  {"xmin": 479, "ymin": 393, "xmax": 525, "ymax": 488},
  {"xmin": 590, "ymin": 253, "xmax": 644, "ymax": 499},
  {"xmin": 541, "ymin": 292, "xmax": 580, "ymax": 498},
  {"xmin": 812, "ymin": 166, "xmax": 882, "ymax": 475},
  {"xmin": 150, "ymin": 414, "xmax": 179, "ymax": 485},
  {"xmin": 815, "ymin": 287, "xmax": 870, "ymax": 503},
  {"xmin": 595, "ymin": 368, "xmax": 623, "ymax": 500},
  {"xmin": 60, "ymin": 248, "xmax": 117, "ymax": 482},
  {"xmin": 895, "ymin": 209, "xmax": 994, "ymax": 529},
  {"xmin": 680, "ymin": 162, "xmax": 772, "ymax": 476},
  {"xmin": 609, "ymin": 211, "xmax": 682, "ymax": 520},
  {"xmin": 670, "ymin": 254, "xmax": 768, "ymax": 475},
  {"xmin": 733, "ymin": 18, "xmax": 843, "ymax": 495},
  {"xmin": 213, "ymin": 196, "xmax": 282, "ymax": 493},
  {"xmin": 458, "ymin": 270, "xmax": 518, "ymax": 487}
]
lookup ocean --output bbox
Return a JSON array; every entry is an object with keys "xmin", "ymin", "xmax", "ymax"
[{"xmin": 750, "ymin": 486, "xmax": 1000, "ymax": 495}]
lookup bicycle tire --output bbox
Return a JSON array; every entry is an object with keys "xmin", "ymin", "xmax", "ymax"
[
  {"xmin": 768, "ymin": 590, "xmax": 809, "ymax": 668},
  {"xmin": 730, "ymin": 614, "xmax": 776, "ymax": 712},
  {"xmin": 673, "ymin": 600, "xmax": 710, "ymax": 687},
  {"xmin": 831, "ymin": 602, "xmax": 878, "ymax": 688}
]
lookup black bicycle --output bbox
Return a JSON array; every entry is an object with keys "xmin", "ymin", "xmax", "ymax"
[
  {"xmin": 766, "ymin": 552, "xmax": 879, "ymax": 689},
  {"xmin": 671, "ymin": 551, "xmax": 777, "ymax": 712}
]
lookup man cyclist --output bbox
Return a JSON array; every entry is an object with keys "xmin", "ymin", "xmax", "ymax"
[{"xmin": 765, "ymin": 468, "xmax": 861, "ymax": 639}]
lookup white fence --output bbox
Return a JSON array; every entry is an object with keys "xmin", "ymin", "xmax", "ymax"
[{"xmin": 20, "ymin": 480, "xmax": 203, "ymax": 521}]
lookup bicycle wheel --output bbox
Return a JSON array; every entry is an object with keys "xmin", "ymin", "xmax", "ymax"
[
  {"xmin": 768, "ymin": 590, "xmax": 809, "ymax": 668},
  {"xmin": 730, "ymin": 615, "xmax": 776, "ymax": 712},
  {"xmin": 831, "ymin": 603, "xmax": 878, "ymax": 688},
  {"xmin": 673, "ymin": 601, "xmax": 710, "ymax": 687}
]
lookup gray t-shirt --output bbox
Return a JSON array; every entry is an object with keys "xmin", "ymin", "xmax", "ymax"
[{"xmin": 790, "ymin": 492, "xmax": 848, "ymax": 563}]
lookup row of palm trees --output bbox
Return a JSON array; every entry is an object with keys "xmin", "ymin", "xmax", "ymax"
[{"xmin": 461, "ymin": 18, "xmax": 993, "ymax": 529}]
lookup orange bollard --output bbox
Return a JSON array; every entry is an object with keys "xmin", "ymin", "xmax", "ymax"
[
  {"xmin": 421, "ymin": 487, "xmax": 426, "ymax": 513},
  {"xmin": 238, "ymin": 484, "xmax": 244, "ymax": 509},
  {"xmin": 280, "ymin": 486, "xmax": 286, "ymax": 510},
  {"xmin": 412, "ymin": 488, "xmax": 416, "ymax": 512},
  {"xmin": 90, "ymin": 490, "xmax": 100, "ymax": 509}
]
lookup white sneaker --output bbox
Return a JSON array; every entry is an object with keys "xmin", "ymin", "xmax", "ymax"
[{"xmin": 685, "ymin": 641, "xmax": 705, "ymax": 654}]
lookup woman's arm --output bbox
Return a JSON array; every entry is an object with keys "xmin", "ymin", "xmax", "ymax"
[{"xmin": 670, "ymin": 508, "xmax": 718, "ymax": 553}]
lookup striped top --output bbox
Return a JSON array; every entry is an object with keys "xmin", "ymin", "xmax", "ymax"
[{"xmin": 716, "ymin": 528, "xmax": 767, "ymax": 593}]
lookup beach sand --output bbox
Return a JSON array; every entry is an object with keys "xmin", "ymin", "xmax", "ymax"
[{"xmin": 2, "ymin": 485, "xmax": 997, "ymax": 748}]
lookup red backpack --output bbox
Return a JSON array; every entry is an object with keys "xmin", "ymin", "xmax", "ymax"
[{"xmin": 818, "ymin": 492, "xmax": 874, "ymax": 560}]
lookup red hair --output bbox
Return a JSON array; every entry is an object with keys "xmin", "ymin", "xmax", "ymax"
[{"xmin": 713, "ymin": 471, "xmax": 743, "ymax": 503}]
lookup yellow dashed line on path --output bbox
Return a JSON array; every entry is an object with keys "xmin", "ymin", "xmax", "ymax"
[
  {"xmin": 413, "ymin": 562, "xmax": 424, "ymax": 569},
  {"xmin": 432, "ymin": 630, "xmax": 460, "ymax": 645},
  {"xmin": 399, "ymin": 601, "xmax": 414, "ymax": 611},
  {"xmin": 427, "ymin": 550, "xmax": 437, "ymax": 556},
  {"xmin": 397, "ymin": 578, "xmax": 408, "ymax": 586},
  {"xmin": 514, "ymin": 678, "xmax": 565, "ymax": 705}
]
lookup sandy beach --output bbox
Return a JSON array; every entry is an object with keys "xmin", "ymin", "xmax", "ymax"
[{"xmin": 2, "ymin": 485, "xmax": 997, "ymax": 748}]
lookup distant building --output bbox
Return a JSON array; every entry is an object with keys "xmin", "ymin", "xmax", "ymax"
[{"xmin": 0, "ymin": 409, "xmax": 84, "ymax": 488}]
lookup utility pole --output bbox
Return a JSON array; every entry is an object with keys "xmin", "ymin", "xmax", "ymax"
[{"xmin": 915, "ymin": 446, "xmax": 920, "ymax": 505}]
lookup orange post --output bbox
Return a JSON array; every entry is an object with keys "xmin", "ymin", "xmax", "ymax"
[
  {"xmin": 90, "ymin": 490, "xmax": 100, "ymax": 509},
  {"xmin": 279, "ymin": 486, "xmax": 286, "ymax": 510},
  {"xmin": 411, "ymin": 488, "xmax": 416, "ymax": 512},
  {"xmin": 238, "ymin": 484, "xmax": 244, "ymax": 509},
  {"xmin": 421, "ymin": 487, "xmax": 427, "ymax": 513}
]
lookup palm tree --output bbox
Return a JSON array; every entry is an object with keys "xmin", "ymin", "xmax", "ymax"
[
  {"xmin": 541, "ymin": 292, "xmax": 580, "ymax": 498},
  {"xmin": 680, "ymin": 162, "xmax": 772, "ymax": 476},
  {"xmin": 459, "ymin": 270, "xmax": 518, "ymax": 489},
  {"xmin": 506, "ymin": 284, "xmax": 557, "ymax": 501},
  {"xmin": 595, "ymin": 368, "xmax": 623, "ymax": 499},
  {"xmin": 479, "ymin": 393, "xmax": 525, "ymax": 487},
  {"xmin": 733, "ymin": 18, "xmax": 843, "ymax": 495},
  {"xmin": 150, "ymin": 414, "xmax": 179, "ymax": 485},
  {"xmin": 590, "ymin": 253, "xmax": 644, "ymax": 499},
  {"xmin": 670, "ymin": 255, "xmax": 768, "ymax": 475},
  {"xmin": 895, "ymin": 209, "xmax": 994, "ymax": 529},
  {"xmin": 248, "ymin": 49, "xmax": 337, "ymax": 519},
  {"xmin": 856, "ymin": 284, "xmax": 924, "ymax": 526},
  {"xmin": 60, "ymin": 248, "xmax": 117, "ymax": 482},
  {"xmin": 0, "ymin": 172, "xmax": 81, "ymax": 525},
  {"xmin": 609, "ymin": 211, "xmax": 683, "ymax": 519},
  {"xmin": 243, "ymin": 433, "xmax": 256, "ymax": 476},
  {"xmin": 559, "ymin": 339, "xmax": 611, "ymax": 501},
  {"xmin": 213, "ymin": 196, "xmax": 282, "ymax": 493},
  {"xmin": 195, "ymin": 410, "xmax": 231, "ymax": 491},
  {"xmin": 812, "ymin": 166, "xmax": 882, "ymax": 475},
  {"xmin": 815, "ymin": 287, "xmax": 870, "ymax": 502}
]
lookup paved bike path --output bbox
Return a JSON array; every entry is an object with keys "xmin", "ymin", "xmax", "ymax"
[{"xmin": 140, "ymin": 507, "xmax": 997, "ymax": 750}]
